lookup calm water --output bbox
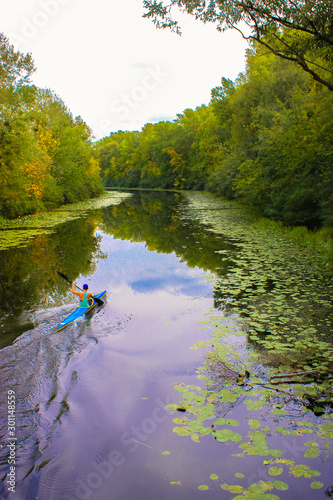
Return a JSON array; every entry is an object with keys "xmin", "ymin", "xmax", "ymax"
[{"xmin": 0, "ymin": 191, "xmax": 332, "ymax": 500}]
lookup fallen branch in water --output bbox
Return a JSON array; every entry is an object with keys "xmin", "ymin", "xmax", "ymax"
[
  {"xmin": 269, "ymin": 369, "xmax": 320, "ymax": 380},
  {"xmin": 258, "ymin": 383, "xmax": 300, "ymax": 398}
]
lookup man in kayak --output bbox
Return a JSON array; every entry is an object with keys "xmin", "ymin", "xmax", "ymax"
[{"xmin": 72, "ymin": 282, "xmax": 94, "ymax": 308}]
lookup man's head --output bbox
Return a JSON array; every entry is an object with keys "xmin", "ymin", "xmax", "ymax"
[{"xmin": 83, "ymin": 284, "xmax": 89, "ymax": 290}]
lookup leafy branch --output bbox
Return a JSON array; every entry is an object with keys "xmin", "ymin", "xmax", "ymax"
[{"xmin": 142, "ymin": 0, "xmax": 333, "ymax": 91}]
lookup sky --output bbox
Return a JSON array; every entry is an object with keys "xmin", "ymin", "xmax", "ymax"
[{"xmin": 2, "ymin": 0, "xmax": 249, "ymax": 140}]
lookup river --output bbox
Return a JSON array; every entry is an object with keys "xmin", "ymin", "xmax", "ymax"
[{"xmin": 0, "ymin": 190, "xmax": 332, "ymax": 500}]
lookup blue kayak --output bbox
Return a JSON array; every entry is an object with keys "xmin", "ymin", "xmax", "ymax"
[{"xmin": 56, "ymin": 291, "xmax": 107, "ymax": 331}]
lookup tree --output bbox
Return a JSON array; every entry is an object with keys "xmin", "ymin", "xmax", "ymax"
[
  {"xmin": 0, "ymin": 33, "xmax": 35, "ymax": 86},
  {"xmin": 209, "ymin": 43, "xmax": 333, "ymax": 227},
  {"xmin": 142, "ymin": 1, "xmax": 333, "ymax": 91},
  {"xmin": 0, "ymin": 33, "xmax": 103, "ymax": 218},
  {"xmin": 0, "ymin": 34, "xmax": 38, "ymax": 216},
  {"xmin": 0, "ymin": 33, "xmax": 36, "ymax": 142}
]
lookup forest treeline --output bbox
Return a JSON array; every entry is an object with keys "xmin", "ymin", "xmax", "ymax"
[
  {"xmin": 2, "ymin": 28, "xmax": 333, "ymax": 230},
  {"xmin": 0, "ymin": 33, "xmax": 103, "ymax": 219},
  {"xmin": 97, "ymin": 42, "xmax": 333, "ymax": 229}
]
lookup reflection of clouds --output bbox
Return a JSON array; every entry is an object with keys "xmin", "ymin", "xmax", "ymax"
[
  {"xmin": 131, "ymin": 277, "xmax": 165, "ymax": 293},
  {"xmin": 97, "ymin": 234, "xmax": 132, "ymax": 252},
  {"xmin": 130, "ymin": 274, "xmax": 209, "ymax": 297},
  {"xmin": 96, "ymin": 234, "xmax": 212, "ymax": 298}
]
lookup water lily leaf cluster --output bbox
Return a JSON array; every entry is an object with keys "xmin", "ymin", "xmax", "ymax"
[
  {"xmin": 167, "ymin": 192, "xmax": 333, "ymax": 497},
  {"xmin": 0, "ymin": 192, "xmax": 131, "ymax": 251},
  {"xmin": 182, "ymin": 192, "xmax": 333, "ymax": 407}
]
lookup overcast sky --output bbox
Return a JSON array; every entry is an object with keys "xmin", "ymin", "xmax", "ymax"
[{"xmin": 2, "ymin": 0, "xmax": 248, "ymax": 140}]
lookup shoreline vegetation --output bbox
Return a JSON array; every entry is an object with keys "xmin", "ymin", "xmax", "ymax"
[
  {"xmin": 251, "ymin": 217, "xmax": 333, "ymax": 272},
  {"xmin": 1, "ymin": 188, "xmax": 332, "ymax": 271},
  {"xmin": 97, "ymin": 42, "xmax": 333, "ymax": 231},
  {"xmin": 0, "ymin": 191, "xmax": 131, "ymax": 251},
  {"xmin": 0, "ymin": 33, "xmax": 103, "ymax": 220},
  {"xmin": 1, "ymin": 32, "xmax": 332, "ymax": 270},
  {"xmin": 95, "ymin": 42, "xmax": 332, "ymax": 272}
]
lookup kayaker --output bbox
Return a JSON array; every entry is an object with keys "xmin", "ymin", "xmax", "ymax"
[{"xmin": 72, "ymin": 282, "xmax": 93, "ymax": 308}]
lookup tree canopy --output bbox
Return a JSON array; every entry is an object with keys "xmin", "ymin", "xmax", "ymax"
[
  {"xmin": 97, "ymin": 40, "xmax": 333, "ymax": 229},
  {"xmin": 142, "ymin": 0, "xmax": 333, "ymax": 91},
  {"xmin": 0, "ymin": 34, "xmax": 103, "ymax": 219}
]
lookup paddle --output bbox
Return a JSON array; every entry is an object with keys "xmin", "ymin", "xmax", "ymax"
[{"xmin": 57, "ymin": 271, "xmax": 104, "ymax": 306}]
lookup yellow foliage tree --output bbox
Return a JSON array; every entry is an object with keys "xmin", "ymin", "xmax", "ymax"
[
  {"xmin": 85, "ymin": 156, "xmax": 101, "ymax": 178},
  {"xmin": 163, "ymin": 147, "xmax": 186, "ymax": 187},
  {"xmin": 22, "ymin": 126, "xmax": 59, "ymax": 200}
]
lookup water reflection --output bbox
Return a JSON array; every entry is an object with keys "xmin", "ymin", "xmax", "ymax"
[
  {"xmin": 0, "ymin": 191, "xmax": 238, "ymax": 348},
  {"xmin": 100, "ymin": 190, "xmax": 237, "ymax": 273},
  {"xmin": 0, "ymin": 216, "xmax": 106, "ymax": 346},
  {"xmin": 0, "ymin": 190, "xmax": 332, "ymax": 500},
  {"xmin": 0, "ymin": 191, "xmax": 232, "ymax": 500}
]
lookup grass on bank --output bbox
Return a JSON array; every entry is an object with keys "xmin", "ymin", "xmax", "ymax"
[{"xmin": 253, "ymin": 217, "xmax": 333, "ymax": 271}]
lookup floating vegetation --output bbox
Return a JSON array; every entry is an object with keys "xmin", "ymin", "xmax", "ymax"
[
  {"xmin": 168, "ymin": 192, "xmax": 333, "ymax": 498},
  {"xmin": 181, "ymin": 192, "xmax": 333, "ymax": 408},
  {"xmin": 0, "ymin": 191, "xmax": 132, "ymax": 251},
  {"xmin": 0, "ymin": 228, "xmax": 53, "ymax": 251}
]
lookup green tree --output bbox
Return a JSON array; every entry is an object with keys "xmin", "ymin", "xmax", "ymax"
[
  {"xmin": 0, "ymin": 33, "xmax": 103, "ymax": 218},
  {"xmin": 97, "ymin": 130, "xmax": 141, "ymax": 187},
  {"xmin": 210, "ymin": 43, "xmax": 333, "ymax": 227},
  {"xmin": 175, "ymin": 105, "xmax": 222, "ymax": 189},
  {"xmin": 143, "ymin": 0, "xmax": 333, "ymax": 91},
  {"xmin": 0, "ymin": 34, "xmax": 39, "ymax": 216}
]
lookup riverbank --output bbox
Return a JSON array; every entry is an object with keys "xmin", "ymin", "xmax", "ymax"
[
  {"xmin": 250, "ymin": 216, "xmax": 333, "ymax": 272},
  {"xmin": 0, "ymin": 191, "xmax": 132, "ymax": 251},
  {"xmin": 1, "ymin": 189, "xmax": 332, "ymax": 270}
]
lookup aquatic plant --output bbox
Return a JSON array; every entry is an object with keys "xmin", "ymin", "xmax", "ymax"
[
  {"xmin": 167, "ymin": 192, "xmax": 333, "ymax": 497},
  {"xmin": 0, "ymin": 192, "xmax": 131, "ymax": 251}
]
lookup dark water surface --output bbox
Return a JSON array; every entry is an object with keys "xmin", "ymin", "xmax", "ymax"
[{"xmin": 0, "ymin": 191, "xmax": 332, "ymax": 500}]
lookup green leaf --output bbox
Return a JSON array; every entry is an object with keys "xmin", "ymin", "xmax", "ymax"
[
  {"xmin": 173, "ymin": 426, "xmax": 192, "ymax": 436},
  {"xmin": 218, "ymin": 390, "xmax": 239, "ymax": 403},
  {"xmin": 273, "ymin": 480, "xmax": 289, "ymax": 491},
  {"xmin": 249, "ymin": 419, "xmax": 261, "ymax": 429},
  {"xmin": 304, "ymin": 448, "xmax": 320, "ymax": 458},
  {"xmin": 235, "ymin": 472, "xmax": 245, "ymax": 478},
  {"xmin": 229, "ymin": 485, "xmax": 244, "ymax": 493},
  {"xmin": 191, "ymin": 433, "xmax": 200, "ymax": 442},
  {"xmin": 268, "ymin": 466, "xmax": 283, "ymax": 476},
  {"xmin": 269, "ymin": 449, "xmax": 282, "ymax": 458},
  {"xmin": 306, "ymin": 469, "xmax": 321, "ymax": 478},
  {"xmin": 198, "ymin": 485, "xmax": 209, "ymax": 490},
  {"xmin": 215, "ymin": 418, "xmax": 239, "ymax": 427},
  {"xmin": 210, "ymin": 473, "xmax": 219, "ymax": 480},
  {"xmin": 271, "ymin": 408, "xmax": 287, "ymax": 415},
  {"xmin": 310, "ymin": 481, "xmax": 324, "ymax": 489},
  {"xmin": 243, "ymin": 398, "xmax": 266, "ymax": 410},
  {"xmin": 304, "ymin": 441, "xmax": 319, "ymax": 447},
  {"xmin": 215, "ymin": 428, "xmax": 242, "ymax": 442}
]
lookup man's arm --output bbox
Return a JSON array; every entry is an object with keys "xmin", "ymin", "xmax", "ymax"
[{"xmin": 72, "ymin": 282, "xmax": 81, "ymax": 297}]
